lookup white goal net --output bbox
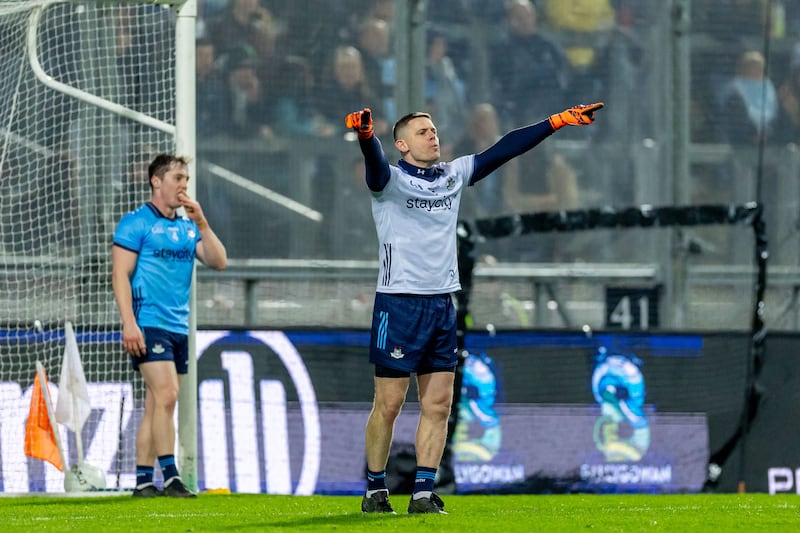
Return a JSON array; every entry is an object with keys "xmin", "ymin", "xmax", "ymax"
[{"xmin": 0, "ymin": 0, "xmax": 184, "ymax": 492}]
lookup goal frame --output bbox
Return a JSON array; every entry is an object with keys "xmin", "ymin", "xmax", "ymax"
[{"xmin": 23, "ymin": 0, "xmax": 199, "ymax": 489}]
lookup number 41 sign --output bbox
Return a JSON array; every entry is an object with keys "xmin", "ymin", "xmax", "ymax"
[{"xmin": 605, "ymin": 286, "xmax": 660, "ymax": 330}]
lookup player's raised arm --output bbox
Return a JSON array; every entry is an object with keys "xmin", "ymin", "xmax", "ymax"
[
  {"xmin": 471, "ymin": 102, "xmax": 605, "ymax": 185},
  {"xmin": 346, "ymin": 108, "xmax": 391, "ymax": 191}
]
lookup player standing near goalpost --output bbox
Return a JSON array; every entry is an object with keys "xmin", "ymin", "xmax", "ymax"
[
  {"xmin": 346, "ymin": 103, "xmax": 603, "ymax": 514},
  {"xmin": 112, "ymin": 154, "xmax": 228, "ymax": 498}
]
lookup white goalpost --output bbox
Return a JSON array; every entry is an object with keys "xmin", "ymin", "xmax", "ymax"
[{"xmin": 0, "ymin": 0, "xmax": 197, "ymax": 492}]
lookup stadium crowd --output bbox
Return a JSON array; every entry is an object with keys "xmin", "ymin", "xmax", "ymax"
[{"xmin": 181, "ymin": 0, "xmax": 800, "ymax": 261}]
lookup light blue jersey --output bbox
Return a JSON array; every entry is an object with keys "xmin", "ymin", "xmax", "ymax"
[{"xmin": 112, "ymin": 202, "xmax": 201, "ymax": 334}]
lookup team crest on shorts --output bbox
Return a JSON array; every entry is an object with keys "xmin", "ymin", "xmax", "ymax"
[
  {"xmin": 151, "ymin": 343, "xmax": 165, "ymax": 354},
  {"xmin": 390, "ymin": 346, "xmax": 405, "ymax": 359}
]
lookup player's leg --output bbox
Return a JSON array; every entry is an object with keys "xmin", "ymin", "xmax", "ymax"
[
  {"xmin": 138, "ymin": 360, "xmax": 179, "ymax": 457},
  {"xmin": 362, "ymin": 373, "xmax": 408, "ymax": 513},
  {"xmin": 132, "ymin": 383, "xmax": 159, "ymax": 497},
  {"xmin": 366, "ymin": 375, "xmax": 409, "ymax": 470},
  {"xmin": 147, "ymin": 330, "xmax": 196, "ymax": 498},
  {"xmin": 408, "ymin": 294, "xmax": 457, "ymax": 514},
  {"xmin": 407, "ymin": 370, "xmax": 453, "ymax": 514},
  {"xmin": 414, "ymin": 370, "xmax": 454, "ymax": 467}
]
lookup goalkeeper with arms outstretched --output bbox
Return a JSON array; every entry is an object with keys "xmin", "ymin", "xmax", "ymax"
[{"xmin": 346, "ymin": 102, "xmax": 603, "ymax": 514}]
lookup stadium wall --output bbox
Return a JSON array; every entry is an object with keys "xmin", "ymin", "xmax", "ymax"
[{"xmin": 3, "ymin": 328, "xmax": 798, "ymax": 494}]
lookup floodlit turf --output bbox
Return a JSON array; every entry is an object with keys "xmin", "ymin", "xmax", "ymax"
[{"xmin": 1, "ymin": 493, "xmax": 798, "ymax": 532}]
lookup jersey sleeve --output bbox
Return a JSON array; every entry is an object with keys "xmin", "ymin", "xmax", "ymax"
[
  {"xmin": 447, "ymin": 155, "xmax": 476, "ymax": 186},
  {"xmin": 112, "ymin": 213, "xmax": 145, "ymax": 253}
]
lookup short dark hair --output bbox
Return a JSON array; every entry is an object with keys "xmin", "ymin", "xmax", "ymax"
[
  {"xmin": 148, "ymin": 153, "xmax": 190, "ymax": 190},
  {"xmin": 392, "ymin": 112, "xmax": 432, "ymax": 140}
]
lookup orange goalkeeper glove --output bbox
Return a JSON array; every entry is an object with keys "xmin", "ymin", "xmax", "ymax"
[
  {"xmin": 548, "ymin": 102, "xmax": 604, "ymax": 130},
  {"xmin": 345, "ymin": 108, "xmax": 374, "ymax": 139}
]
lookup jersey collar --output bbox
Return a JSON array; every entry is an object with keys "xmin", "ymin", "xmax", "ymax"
[
  {"xmin": 398, "ymin": 160, "xmax": 443, "ymax": 181},
  {"xmin": 146, "ymin": 201, "xmax": 176, "ymax": 220}
]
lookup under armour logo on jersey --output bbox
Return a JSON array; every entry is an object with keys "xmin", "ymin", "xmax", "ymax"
[{"xmin": 417, "ymin": 169, "xmax": 425, "ymax": 175}]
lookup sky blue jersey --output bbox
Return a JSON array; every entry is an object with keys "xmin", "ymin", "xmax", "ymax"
[{"xmin": 112, "ymin": 202, "xmax": 201, "ymax": 334}]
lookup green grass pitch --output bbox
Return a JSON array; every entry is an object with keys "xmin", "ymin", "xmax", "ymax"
[{"xmin": 2, "ymin": 493, "xmax": 798, "ymax": 532}]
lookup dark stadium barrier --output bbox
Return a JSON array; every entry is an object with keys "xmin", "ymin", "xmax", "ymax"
[
  {"xmin": 452, "ymin": 203, "xmax": 768, "ymax": 494},
  {"xmin": 8, "ymin": 327, "xmax": 799, "ymax": 495}
]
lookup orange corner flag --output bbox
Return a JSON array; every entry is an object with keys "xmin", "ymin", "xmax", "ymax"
[{"xmin": 24, "ymin": 368, "xmax": 64, "ymax": 471}]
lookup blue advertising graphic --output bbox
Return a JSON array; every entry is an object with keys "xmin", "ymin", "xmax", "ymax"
[
  {"xmin": 454, "ymin": 352, "xmax": 502, "ymax": 462},
  {"xmin": 591, "ymin": 349, "xmax": 650, "ymax": 462}
]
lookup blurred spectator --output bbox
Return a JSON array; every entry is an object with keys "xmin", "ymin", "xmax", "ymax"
[
  {"xmin": 454, "ymin": 103, "xmax": 507, "ymax": 219},
  {"xmin": 545, "ymin": 0, "xmax": 615, "ymax": 69},
  {"xmin": 503, "ymin": 150, "xmax": 579, "ymax": 215},
  {"xmin": 545, "ymin": 0, "xmax": 644, "ymax": 142},
  {"xmin": 716, "ymin": 50, "xmax": 778, "ymax": 145},
  {"xmin": 356, "ymin": 17, "xmax": 396, "ymax": 122},
  {"xmin": 426, "ymin": 0, "xmax": 506, "ymax": 24},
  {"xmin": 490, "ymin": 0, "xmax": 570, "ymax": 128},
  {"xmin": 268, "ymin": 0, "xmax": 350, "ymax": 77},
  {"xmin": 206, "ymin": 0, "xmax": 278, "ymax": 71},
  {"xmin": 268, "ymin": 55, "xmax": 335, "ymax": 137},
  {"xmin": 363, "ymin": 0, "xmax": 395, "ymax": 24},
  {"xmin": 220, "ymin": 44, "xmax": 273, "ymax": 139},
  {"xmin": 503, "ymin": 148, "xmax": 581, "ymax": 262},
  {"xmin": 195, "ymin": 0, "xmax": 228, "ymax": 38},
  {"xmin": 776, "ymin": 44, "xmax": 800, "ymax": 143},
  {"xmin": 196, "ymin": 38, "xmax": 228, "ymax": 138},
  {"xmin": 315, "ymin": 45, "xmax": 387, "ymax": 137},
  {"xmin": 425, "ymin": 28, "xmax": 469, "ymax": 154}
]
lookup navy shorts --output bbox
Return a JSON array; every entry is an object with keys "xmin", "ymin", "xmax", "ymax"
[
  {"xmin": 369, "ymin": 292, "xmax": 458, "ymax": 374},
  {"xmin": 130, "ymin": 327, "xmax": 189, "ymax": 375}
]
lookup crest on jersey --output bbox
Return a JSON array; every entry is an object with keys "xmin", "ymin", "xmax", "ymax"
[{"xmin": 168, "ymin": 227, "xmax": 179, "ymax": 242}]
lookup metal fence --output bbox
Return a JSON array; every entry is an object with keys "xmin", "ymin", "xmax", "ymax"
[{"xmin": 190, "ymin": 0, "xmax": 800, "ymax": 331}]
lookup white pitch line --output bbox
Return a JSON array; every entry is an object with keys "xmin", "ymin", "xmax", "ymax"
[{"xmin": 204, "ymin": 162, "xmax": 323, "ymax": 223}]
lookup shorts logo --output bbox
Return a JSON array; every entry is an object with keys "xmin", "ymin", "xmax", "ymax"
[
  {"xmin": 390, "ymin": 346, "xmax": 405, "ymax": 359},
  {"xmin": 151, "ymin": 343, "xmax": 165, "ymax": 355}
]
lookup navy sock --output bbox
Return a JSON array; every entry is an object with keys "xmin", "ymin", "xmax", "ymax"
[
  {"xmin": 366, "ymin": 469, "xmax": 387, "ymax": 491},
  {"xmin": 413, "ymin": 466, "xmax": 437, "ymax": 495},
  {"xmin": 136, "ymin": 465, "xmax": 154, "ymax": 487},
  {"xmin": 158, "ymin": 454, "xmax": 180, "ymax": 482}
]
